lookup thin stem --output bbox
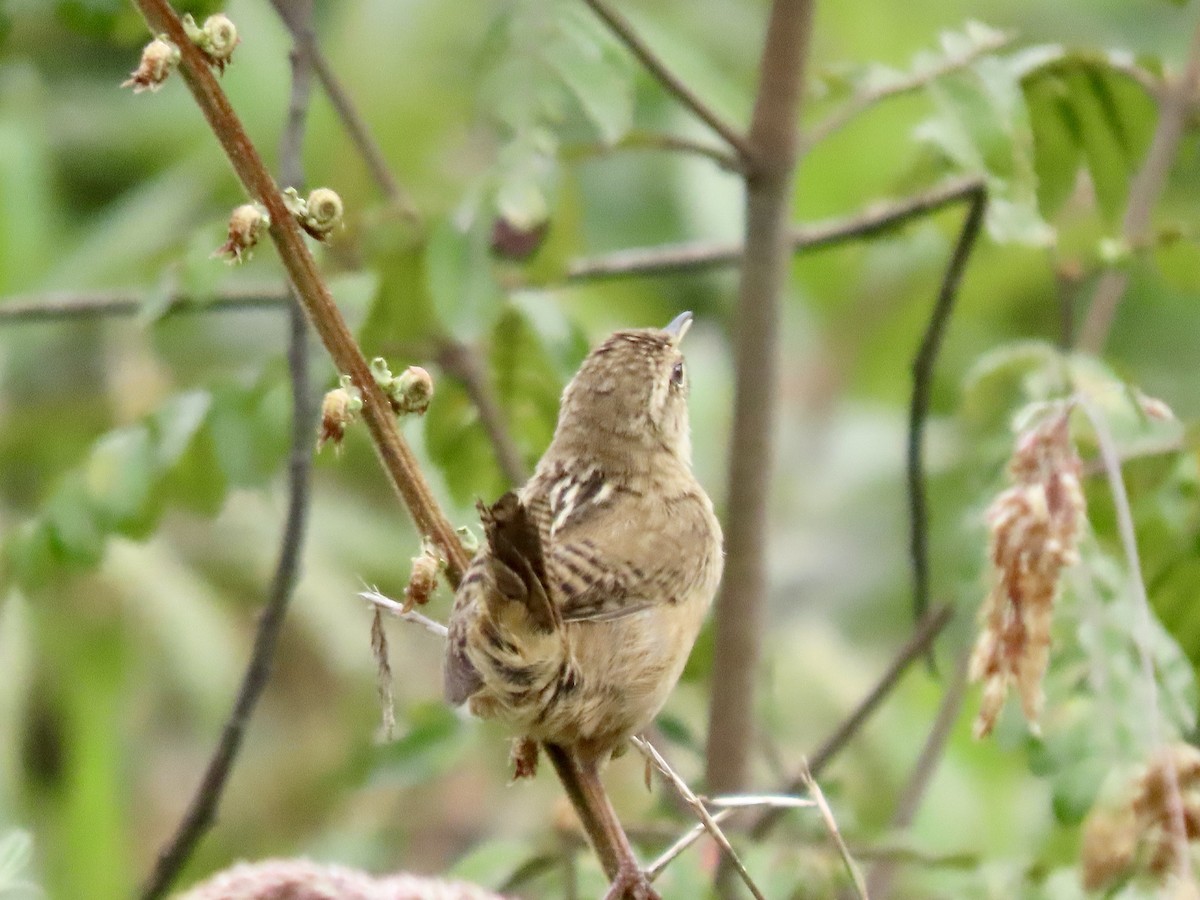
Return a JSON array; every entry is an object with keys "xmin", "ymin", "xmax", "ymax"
[
  {"xmin": 138, "ymin": 12, "xmax": 317, "ymax": 894},
  {"xmin": 579, "ymin": 0, "xmax": 754, "ymax": 162},
  {"xmin": 562, "ymin": 129, "xmax": 742, "ymax": 172},
  {"xmin": 801, "ymin": 761, "xmax": 870, "ymax": 900},
  {"xmin": 632, "ymin": 737, "xmax": 766, "ymax": 900},
  {"xmin": 436, "ymin": 339, "xmax": 529, "ymax": 486},
  {"xmin": 907, "ymin": 184, "xmax": 986, "ymax": 624},
  {"xmin": 140, "ymin": 306, "xmax": 314, "ymax": 900},
  {"xmin": 1078, "ymin": 12, "xmax": 1200, "ymax": 353},
  {"xmin": 359, "ymin": 587, "xmax": 449, "ymax": 639},
  {"xmin": 706, "ymin": 0, "xmax": 817, "ymax": 805},
  {"xmin": 0, "ymin": 288, "xmax": 288, "ymax": 322},
  {"xmin": 133, "ymin": 0, "xmax": 468, "ymax": 584},
  {"xmin": 268, "ymin": 0, "xmax": 419, "ymax": 219},
  {"xmin": 564, "ymin": 176, "xmax": 985, "ymax": 281},
  {"xmin": 803, "ymin": 28, "xmax": 1011, "ymax": 150},
  {"xmin": 1077, "ymin": 396, "xmax": 1193, "ymax": 887},
  {"xmin": 865, "ymin": 648, "xmax": 970, "ymax": 900},
  {"xmin": 750, "ymin": 603, "xmax": 954, "ymax": 839}
]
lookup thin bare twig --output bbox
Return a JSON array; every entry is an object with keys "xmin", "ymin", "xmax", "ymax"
[
  {"xmin": 1077, "ymin": 396, "xmax": 1193, "ymax": 887},
  {"xmin": 706, "ymin": 0, "xmax": 817, "ymax": 809},
  {"xmin": 137, "ymin": 13, "xmax": 317, "ymax": 895},
  {"xmin": 631, "ymin": 737, "xmax": 766, "ymax": 900},
  {"xmin": 359, "ymin": 587, "xmax": 450, "ymax": 639},
  {"xmin": 645, "ymin": 794, "xmax": 812, "ymax": 882},
  {"xmin": 0, "ymin": 287, "xmax": 289, "ymax": 322},
  {"xmin": 907, "ymin": 182, "xmax": 986, "ymax": 625},
  {"xmin": 1078, "ymin": 12, "xmax": 1200, "ymax": 352},
  {"xmin": 865, "ymin": 648, "xmax": 969, "ymax": 900},
  {"xmin": 802, "ymin": 760, "xmax": 870, "ymax": 900},
  {"xmin": 751, "ymin": 602, "xmax": 954, "ymax": 839},
  {"xmin": 803, "ymin": 28, "xmax": 1011, "ymax": 149},
  {"xmin": 579, "ymin": 0, "xmax": 754, "ymax": 162},
  {"xmin": 564, "ymin": 175, "xmax": 985, "ymax": 281},
  {"xmin": 435, "ymin": 339, "xmax": 529, "ymax": 486},
  {"xmin": 268, "ymin": 0, "xmax": 419, "ymax": 219},
  {"xmin": 562, "ymin": 129, "xmax": 741, "ymax": 171}
]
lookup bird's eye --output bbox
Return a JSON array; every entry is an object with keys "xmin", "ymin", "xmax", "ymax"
[{"xmin": 670, "ymin": 360, "xmax": 685, "ymax": 386}]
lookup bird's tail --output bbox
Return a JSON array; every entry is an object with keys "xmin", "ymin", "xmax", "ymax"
[
  {"xmin": 478, "ymin": 492, "xmax": 560, "ymax": 632},
  {"xmin": 444, "ymin": 492, "xmax": 565, "ymax": 709}
]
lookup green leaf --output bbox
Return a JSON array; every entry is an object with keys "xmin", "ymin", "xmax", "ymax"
[
  {"xmin": 425, "ymin": 216, "xmax": 503, "ymax": 340},
  {"xmin": 368, "ymin": 702, "xmax": 466, "ymax": 789},
  {"xmin": 151, "ymin": 391, "xmax": 228, "ymax": 516},
  {"xmin": 423, "ymin": 377, "xmax": 507, "ymax": 507},
  {"xmin": 489, "ymin": 305, "xmax": 563, "ymax": 467},
  {"xmin": 545, "ymin": 5, "xmax": 635, "ymax": 144},
  {"xmin": 208, "ymin": 377, "xmax": 290, "ymax": 488},
  {"xmin": 918, "ymin": 55, "xmax": 1053, "ymax": 246},
  {"xmin": 1020, "ymin": 54, "xmax": 1157, "ymax": 224},
  {"xmin": 44, "ymin": 474, "xmax": 106, "ymax": 569},
  {"xmin": 84, "ymin": 425, "xmax": 160, "ymax": 538}
]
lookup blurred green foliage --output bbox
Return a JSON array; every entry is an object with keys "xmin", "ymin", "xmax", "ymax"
[{"xmin": 4, "ymin": 0, "xmax": 1200, "ymax": 898}]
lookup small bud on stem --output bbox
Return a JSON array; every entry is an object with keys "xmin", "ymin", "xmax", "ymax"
[
  {"xmin": 317, "ymin": 375, "xmax": 363, "ymax": 453},
  {"xmin": 182, "ymin": 13, "xmax": 240, "ymax": 73},
  {"xmin": 212, "ymin": 202, "xmax": 270, "ymax": 264},
  {"xmin": 121, "ymin": 36, "xmax": 180, "ymax": 93},
  {"xmin": 283, "ymin": 187, "xmax": 344, "ymax": 241}
]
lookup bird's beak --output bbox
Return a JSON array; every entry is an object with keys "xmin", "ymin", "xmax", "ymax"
[{"xmin": 664, "ymin": 311, "xmax": 693, "ymax": 344}]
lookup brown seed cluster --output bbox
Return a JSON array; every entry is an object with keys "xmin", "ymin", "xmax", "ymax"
[
  {"xmin": 1082, "ymin": 743, "xmax": 1200, "ymax": 892},
  {"xmin": 969, "ymin": 411, "xmax": 1085, "ymax": 738}
]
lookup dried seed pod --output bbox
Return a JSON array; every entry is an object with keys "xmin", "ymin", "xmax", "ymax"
[
  {"xmin": 969, "ymin": 410, "xmax": 1085, "ymax": 738},
  {"xmin": 403, "ymin": 543, "xmax": 443, "ymax": 611},
  {"xmin": 121, "ymin": 36, "xmax": 180, "ymax": 94},
  {"xmin": 316, "ymin": 376, "xmax": 362, "ymax": 452},
  {"xmin": 212, "ymin": 203, "xmax": 270, "ymax": 264}
]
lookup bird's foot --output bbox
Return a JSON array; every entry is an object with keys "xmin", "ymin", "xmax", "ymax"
[{"xmin": 601, "ymin": 861, "xmax": 660, "ymax": 900}]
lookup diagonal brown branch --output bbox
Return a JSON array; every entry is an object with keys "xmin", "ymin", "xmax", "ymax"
[
  {"xmin": 579, "ymin": 0, "xmax": 754, "ymax": 162},
  {"xmin": 129, "ymin": 0, "xmax": 629, "ymax": 886},
  {"xmin": 132, "ymin": 0, "xmax": 468, "ymax": 584},
  {"xmin": 750, "ymin": 602, "xmax": 954, "ymax": 840}
]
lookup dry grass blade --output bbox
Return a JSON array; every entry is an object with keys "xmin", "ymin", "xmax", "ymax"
[
  {"xmin": 631, "ymin": 736, "xmax": 766, "ymax": 900},
  {"xmin": 801, "ymin": 759, "xmax": 870, "ymax": 900},
  {"xmin": 370, "ymin": 608, "xmax": 397, "ymax": 741}
]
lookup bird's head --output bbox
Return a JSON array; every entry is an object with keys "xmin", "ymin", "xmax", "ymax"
[{"xmin": 554, "ymin": 312, "xmax": 695, "ymax": 468}]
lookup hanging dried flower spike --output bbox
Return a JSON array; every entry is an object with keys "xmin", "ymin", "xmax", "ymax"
[{"xmin": 969, "ymin": 409, "xmax": 1086, "ymax": 738}]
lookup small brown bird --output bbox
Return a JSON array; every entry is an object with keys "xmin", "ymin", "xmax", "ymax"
[{"xmin": 445, "ymin": 312, "xmax": 722, "ymax": 900}]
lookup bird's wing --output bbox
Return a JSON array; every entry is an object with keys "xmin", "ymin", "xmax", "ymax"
[{"xmin": 542, "ymin": 481, "xmax": 714, "ymax": 624}]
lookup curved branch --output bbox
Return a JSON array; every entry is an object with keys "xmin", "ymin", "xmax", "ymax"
[
  {"xmin": 579, "ymin": 0, "xmax": 754, "ymax": 162},
  {"xmin": 907, "ymin": 183, "xmax": 986, "ymax": 624}
]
